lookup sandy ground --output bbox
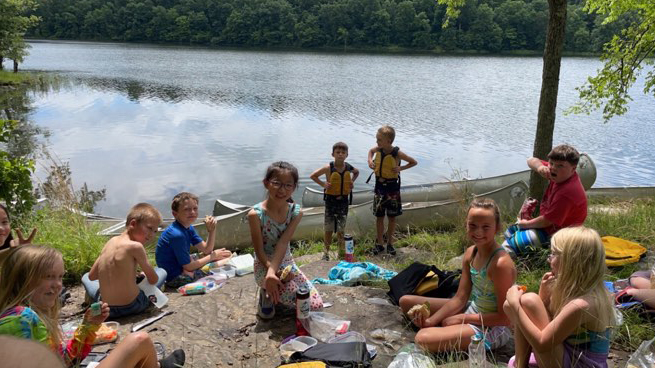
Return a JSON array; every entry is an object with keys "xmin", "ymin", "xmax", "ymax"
[{"xmin": 61, "ymin": 248, "xmax": 629, "ymax": 367}]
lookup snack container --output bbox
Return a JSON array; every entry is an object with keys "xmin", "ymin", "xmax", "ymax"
[{"xmin": 93, "ymin": 322, "xmax": 119, "ymax": 344}]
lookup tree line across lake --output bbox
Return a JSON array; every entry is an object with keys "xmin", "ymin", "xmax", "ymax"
[{"xmin": 28, "ymin": 0, "xmax": 631, "ymax": 52}]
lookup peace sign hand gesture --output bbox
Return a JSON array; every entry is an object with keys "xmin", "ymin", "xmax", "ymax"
[{"xmin": 12, "ymin": 228, "xmax": 37, "ymax": 246}]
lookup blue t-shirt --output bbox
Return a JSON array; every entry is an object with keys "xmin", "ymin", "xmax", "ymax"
[{"xmin": 155, "ymin": 221, "xmax": 203, "ymax": 281}]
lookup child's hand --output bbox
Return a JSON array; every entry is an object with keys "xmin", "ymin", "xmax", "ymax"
[
  {"xmin": 204, "ymin": 216, "xmax": 217, "ymax": 232},
  {"xmin": 537, "ymin": 165, "xmax": 552, "ymax": 180},
  {"xmin": 264, "ymin": 270, "xmax": 283, "ymax": 304},
  {"xmin": 539, "ymin": 272, "xmax": 555, "ymax": 300},
  {"xmin": 13, "ymin": 228, "xmax": 37, "ymax": 246},
  {"xmin": 324, "ymin": 182, "xmax": 332, "ymax": 189},
  {"xmin": 392, "ymin": 166, "xmax": 401, "ymax": 173},
  {"xmin": 84, "ymin": 302, "xmax": 109, "ymax": 326},
  {"xmin": 210, "ymin": 248, "xmax": 232, "ymax": 261},
  {"xmin": 368, "ymin": 161, "xmax": 375, "ymax": 170},
  {"xmin": 506, "ymin": 285, "xmax": 525, "ymax": 307}
]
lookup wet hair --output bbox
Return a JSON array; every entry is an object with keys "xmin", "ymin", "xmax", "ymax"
[
  {"xmin": 125, "ymin": 203, "xmax": 162, "ymax": 227},
  {"xmin": 332, "ymin": 142, "xmax": 349, "ymax": 153},
  {"xmin": 171, "ymin": 192, "xmax": 199, "ymax": 212},
  {"xmin": 0, "ymin": 204, "xmax": 13, "ymax": 248},
  {"xmin": 547, "ymin": 144, "xmax": 580, "ymax": 166},
  {"xmin": 0, "ymin": 245, "xmax": 64, "ymax": 348},
  {"xmin": 549, "ymin": 227, "xmax": 616, "ymax": 328},
  {"xmin": 377, "ymin": 125, "xmax": 396, "ymax": 143},
  {"xmin": 264, "ymin": 161, "xmax": 299, "ymax": 187},
  {"xmin": 466, "ymin": 198, "xmax": 501, "ymax": 231}
]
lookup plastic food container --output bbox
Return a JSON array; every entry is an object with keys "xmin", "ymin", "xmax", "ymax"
[
  {"xmin": 213, "ymin": 264, "xmax": 236, "ymax": 278},
  {"xmin": 93, "ymin": 321, "xmax": 119, "ymax": 344},
  {"xmin": 280, "ymin": 336, "xmax": 317, "ymax": 361}
]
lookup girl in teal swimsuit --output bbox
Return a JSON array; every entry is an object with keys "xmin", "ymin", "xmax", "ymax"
[
  {"xmin": 504, "ymin": 226, "xmax": 617, "ymax": 368},
  {"xmin": 400, "ymin": 198, "xmax": 516, "ymax": 352}
]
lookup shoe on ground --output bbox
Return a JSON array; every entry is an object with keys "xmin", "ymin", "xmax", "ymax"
[
  {"xmin": 322, "ymin": 252, "xmax": 330, "ymax": 261},
  {"xmin": 386, "ymin": 243, "xmax": 396, "ymax": 256},
  {"xmin": 257, "ymin": 288, "xmax": 275, "ymax": 319},
  {"xmin": 372, "ymin": 244, "xmax": 385, "ymax": 255}
]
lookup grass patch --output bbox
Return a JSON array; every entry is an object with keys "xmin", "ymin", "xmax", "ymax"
[{"xmin": 25, "ymin": 206, "xmax": 107, "ymax": 284}]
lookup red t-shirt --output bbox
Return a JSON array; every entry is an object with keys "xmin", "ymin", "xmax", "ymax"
[{"xmin": 540, "ymin": 162, "xmax": 587, "ymax": 235}]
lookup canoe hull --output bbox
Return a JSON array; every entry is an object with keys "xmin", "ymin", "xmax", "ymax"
[{"xmin": 302, "ymin": 153, "xmax": 595, "ymax": 207}]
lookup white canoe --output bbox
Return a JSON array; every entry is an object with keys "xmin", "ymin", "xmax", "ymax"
[
  {"xmin": 193, "ymin": 180, "xmax": 528, "ymax": 249},
  {"xmin": 587, "ymin": 186, "xmax": 655, "ymax": 200},
  {"xmin": 301, "ymin": 153, "xmax": 596, "ymax": 207}
]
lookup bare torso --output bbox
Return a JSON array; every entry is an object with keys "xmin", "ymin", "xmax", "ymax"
[{"xmin": 95, "ymin": 235, "xmax": 140, "ymax": 306}]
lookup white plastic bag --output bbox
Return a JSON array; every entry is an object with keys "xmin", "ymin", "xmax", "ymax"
[
  {"xmin": 301, "ymin": 312, "xmax": 350, "ymax": 342},
  {"xmin": 387, "ymin": 351, "xmax": 437, "ymax": 368},
  {"xmin": 627, "ymin": 337, "xmax": 655, "ymax": 368}
]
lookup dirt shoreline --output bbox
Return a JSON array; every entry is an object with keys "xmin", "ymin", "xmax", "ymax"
[{"xmin": 61, "ymin": 250, "xmax": 627, "ymax": 367}]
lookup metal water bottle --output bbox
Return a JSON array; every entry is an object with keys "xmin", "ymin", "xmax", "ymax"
[
  {"xmin": 344, "ymin": 234, "xmax": 355, "ymax": 262},
  {"xmin": 296, "ymin": 286, "xmax": 310, "ymax": 336},
  {"xmin": 468, "ymin": 334, "xmax": 487, "ymax": 368}
]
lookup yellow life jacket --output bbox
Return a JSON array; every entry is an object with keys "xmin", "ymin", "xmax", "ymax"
[
  {"xmin": 324, "ymin": 162, "xmax": 354, "ymax": 197},
  {"xmin": 373, "ymin": 147, "xmax": 399, "ymax": 180}
]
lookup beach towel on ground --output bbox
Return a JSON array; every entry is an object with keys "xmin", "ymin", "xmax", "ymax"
[
  {"xmin": 311, "ymin": 261, "xmax": 397, "ymax": 286},
  {"xmin": 603, "ymin": 236, "xmax": 646, "ymax": 267}
]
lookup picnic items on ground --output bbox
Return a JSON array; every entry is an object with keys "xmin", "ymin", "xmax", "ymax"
[
  {"xmin": 386, "ymin": 262, "xmax": 461, "ymax": 305},
  {"xmin": 311, "ymin": 261, "xmax": 397, "ymax": 286},
  {"xmin": 387, "ymin": 344, "xmax": 437, "ymax": 368},
  {"xmin": 344, "ymin": 234, "xmax": 355, "ymax": 262},
  {"xmin": 299, "ymin": 312, "xmax": 351, "ymax": 342},
  {"xmin": 229, "ymin": 253, "xmax": 255, "ymax": 276},
  {"xmin": 285, "ymin": 341, "xmax": 372, "ymax": 368},
  {"xmin": 627, "ymin": 336, "xmax": 655, "ymax": 368},
  {"xmin": 131, "ymin": 310, "xmax": 174, "ymax": 332},
  {"xmin": 93, "ymin": 322, "xmax": 119, "ymax": 344}
]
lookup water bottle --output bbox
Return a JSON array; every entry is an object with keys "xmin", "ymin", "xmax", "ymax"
[
  {"xmin": 468, "ymin": 334, "xmax": 487, "ymax": 368},
  {"xmin": 296, "ymin": 286, "xmax": 311, "ymax": 336},
  {"xmin": 344, "ymin": 234, "xmax": 355, "ymax": 262}
]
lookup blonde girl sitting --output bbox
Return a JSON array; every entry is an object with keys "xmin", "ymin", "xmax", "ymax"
[
  {"xmin": 504, "ymin": 226, "xmax": 617, "ymax": 368},
  {"xmin": 0, "ymin": 245, "xmax": 185, "ymax": 368},
  {"xmin": 400, "ymin": 198, "xmax": 516, "ymax": 352}
]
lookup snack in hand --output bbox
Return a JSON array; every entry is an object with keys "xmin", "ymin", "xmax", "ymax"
[
  {"xmin": 408, "ymin": 302, "xmax": 430, "ymax": 320},
  {"xmin": 518, "ymin": 285, "xmax": 527, "ymax": 292},
  {"xmin": 279, "ymin": 264, "xmax": 293, "ymax": 281}
]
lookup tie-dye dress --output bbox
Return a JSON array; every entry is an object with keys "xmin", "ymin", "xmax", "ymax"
[
  {"xmin": 0, "ymin": 306, "xmax": 99, "ymax": 367},
  {"xmin": 253, "ymin": 202, "xmax": 323, "ymax": 310}
]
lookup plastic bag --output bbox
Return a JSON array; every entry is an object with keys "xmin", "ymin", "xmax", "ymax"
[
  {"xmin": 627, "ymin": 337, "xmax": 655, "ymax": 368},
  {"xmin": 369, "ymin": 328, "xmax": 402, "ymax": 344},
  {"xmin": 300, "ymin": 312, "xmax": 350, "ymax": 342},
  {"xmin": 387, "ymin": 344, "xmax": 437, "ymax": 368}
]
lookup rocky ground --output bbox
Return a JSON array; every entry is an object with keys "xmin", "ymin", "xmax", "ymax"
[{"xmin": 61, "ymin": 248, "xmax": 630, "ymax": 367}]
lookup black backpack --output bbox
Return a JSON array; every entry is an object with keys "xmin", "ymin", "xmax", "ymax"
[
  {"xmin": 284, "ymin": 342, "xmax": 372, "ymax": 368},
  {"xmin": 387, "ymin": 262, "xmax": 461, "ymax": 305}
]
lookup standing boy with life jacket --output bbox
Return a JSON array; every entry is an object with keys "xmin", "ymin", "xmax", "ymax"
[
  {"xmin": 367, "ymin": 125, "xmax": 417, "ymax": 256},
  {"xmin": 310, "ymin": 142, "xmax": 360, "ymax": 261}
]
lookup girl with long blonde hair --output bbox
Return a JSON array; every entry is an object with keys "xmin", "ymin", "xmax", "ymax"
[
  {"xmin": 0, "ymin": 245, "xmax": 185, "ymax": 368},
  {"xmin": 504, "ymin": 226, "xmax": 617, "ymax": 368}
]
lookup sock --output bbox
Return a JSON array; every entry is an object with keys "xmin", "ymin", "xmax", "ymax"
[{"xmin": 159, "ymin": 349, "xmax": 185, "ymax": 368}]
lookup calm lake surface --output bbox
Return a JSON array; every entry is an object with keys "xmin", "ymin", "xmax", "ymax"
[{"xmin": 16, "ymin": 40, "xmax": 655, "ymax": 217}]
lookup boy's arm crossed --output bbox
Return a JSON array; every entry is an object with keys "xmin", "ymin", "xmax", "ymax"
[
  {"xmin": 131, "ymin": 243, "xmax": 158, "ymax": 284},
  {"xmin": 395, "ymin": 150, "xmax": 417, "ymax": 172}
]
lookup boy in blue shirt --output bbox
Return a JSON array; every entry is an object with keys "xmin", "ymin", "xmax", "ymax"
[{"xmin": 156, "ymin": 192, "xmax": 231, "ymax": 288}]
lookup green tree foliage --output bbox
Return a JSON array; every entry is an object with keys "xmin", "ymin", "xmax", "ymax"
[
  {"xmin": 568, "ymin": 0, "xmax": 655, "ymax": 122},
  {"xmin": 27, "ymin": 0, "xmax": 628, "ymax": 52},
  {"xmin": 0, "ymin": 0, "xmax": 40, "ymax": 71},
  {"xmin": 0, "ymin": 119, "xmax": 35, "ymax": 217}
]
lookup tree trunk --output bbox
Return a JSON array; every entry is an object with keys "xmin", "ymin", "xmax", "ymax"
[
  {"xmin": 0, "ymin": 56, "xmax": 4, "ymax": 70},
  {"xmin": 529, "ymin": 0, "xmax": 567, "ymax": 200},
  {"xmin": 13, "ymin": 60, "xmax": 18, "ymax": 73}
]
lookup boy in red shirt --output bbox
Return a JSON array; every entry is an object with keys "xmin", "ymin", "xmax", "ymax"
[{"xmin": 503, "ymin": 144, "xmax": 587, "ymax": 256}]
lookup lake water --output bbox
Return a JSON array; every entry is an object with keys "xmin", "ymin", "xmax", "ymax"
[{"xmin": 14, "ymin": 40, "xmax": 655, "ymax": 217}]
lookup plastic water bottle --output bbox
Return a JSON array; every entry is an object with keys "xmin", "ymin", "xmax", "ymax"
[
  {"xmin": 344, "ymin": 234, "xmax": 355, "ymax": 262},
  {"xmin": 296, "ymin": 286, "xmax": 311, "ymax": 336},
  {"xmin": 468, "ymin": 334, "xmax": 487, "ymax": 368}
]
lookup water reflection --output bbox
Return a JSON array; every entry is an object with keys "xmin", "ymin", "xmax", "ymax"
[{"xmin": 19, "ymin": 41, "xmax": 655, "ymax": 217}]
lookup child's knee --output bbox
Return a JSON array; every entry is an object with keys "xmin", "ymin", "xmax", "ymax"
[
  {"xmin": 414, "ymin": 329, "xmax": 433, "ymax": 348},
  {"xmin": 127, "ymin": 331, "xmax": 152, "ymax": 347},
  {"xmin": 520, "ymin": 292, "xmax": 542, "ymax": 311}
]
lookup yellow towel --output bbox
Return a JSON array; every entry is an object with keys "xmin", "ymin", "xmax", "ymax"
[
  {"xmin": 278, "ymin": 363, "xmax": 327, "ymax": 368},
  {"xmin": 603, "ymin": 236, "xmax": 647, "ymax": 267}
]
